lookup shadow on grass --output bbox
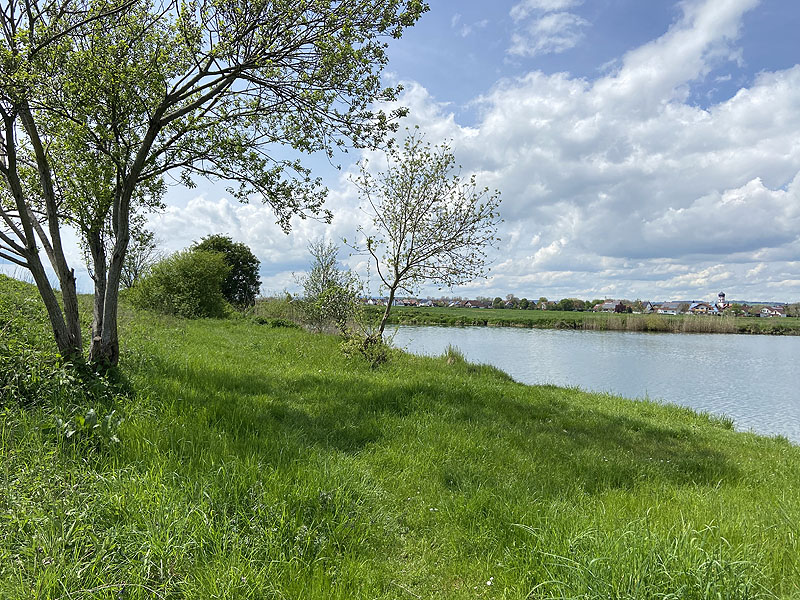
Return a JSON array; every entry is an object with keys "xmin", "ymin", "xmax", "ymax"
[{"xmin": 137, "ymin": 351, "xmax": 741, "ymax": 498}]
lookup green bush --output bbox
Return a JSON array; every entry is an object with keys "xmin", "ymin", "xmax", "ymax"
[{"xmin": 130, "ymin": 250, "xmax": 231, "ymax": 318}]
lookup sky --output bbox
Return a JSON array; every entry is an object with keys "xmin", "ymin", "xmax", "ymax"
[{"xmin": 7, "ymin": 0, "xmax": 799, "ymax": 303}]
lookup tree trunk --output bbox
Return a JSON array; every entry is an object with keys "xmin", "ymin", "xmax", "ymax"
[
  {"xmin": 378, "ymin": 285, "xmax": 397, "ymax": 337},
  {"xmin": 28, "ymin": 253, "xmax": 81, "ymax": 361},
  {"xmin": 87, "ymin": 230, "xmax": 108, "ymax": 363},
  {"xmin": 90, "ymin": 242, "xmax": 123, "ymax": 366},
  {"xmin": 19, "ymin": 104, "xmax": 83, "ymax": 355},
  {"xmin": 90, "ymin": 186, "xmax": 132, "ymax": 367},
  {"xmin": 1, "ymin": 111, "xmax": 81, "ymax": 361}
]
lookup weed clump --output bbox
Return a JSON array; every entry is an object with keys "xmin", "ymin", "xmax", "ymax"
[
  {"xmin": 1, "ymin": 275, "xmax": 127, "ymax": 451},
  {"xmin": 341, "ymin": 331, "xmax": 392, "ymax": 367}
]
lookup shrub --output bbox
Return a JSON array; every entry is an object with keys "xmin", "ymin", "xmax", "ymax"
[
  {"xmin": 130, "ymin": 250, "xmax": 231, "ymax": 318},
  {"xmin": 340, "ymin": 330, "xmax": 391, "ymax": 368}
]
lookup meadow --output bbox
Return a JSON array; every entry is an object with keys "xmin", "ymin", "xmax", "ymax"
[
  {"xmin": 377, "ymin": 306, "xmax": 800, "ymax": 335},
  {"xmin": 2, "ymin": 274, "xmax": 800, "ymax": 598}
]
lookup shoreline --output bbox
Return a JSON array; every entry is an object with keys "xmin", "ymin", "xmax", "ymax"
[{"xmin": 378, "ymin": 306, "xmax": 800, "ymax": 336}]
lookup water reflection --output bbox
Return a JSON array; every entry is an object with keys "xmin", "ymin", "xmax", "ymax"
[{"xmin": 393, "ymin": 326, "xmax": 800, "ymax": 442}]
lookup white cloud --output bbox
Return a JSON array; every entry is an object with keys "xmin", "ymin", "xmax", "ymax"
[
  {"xmin": 509, "ymin": 12, "xmax": 590, "ymax": 57},
  {"xmin": 510, "ymin": 0, "xmax": 582, "ymax": 22},
  {"xmin": 451, "ymin": 13, "xmax": 489, "ymax": 38},
  {"xmin": 508, "ymin": 0, "xmax": 587, "ymax": 57}
]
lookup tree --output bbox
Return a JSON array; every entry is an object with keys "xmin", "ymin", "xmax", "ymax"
[
  {"xmin": 352, "ymin": 130, "xmax": 501, "ymax": 336},
  {"xmin": 0, "ymin": 0, "xmax": 428, "ymax": 365},
  {"xmin": 556, "ymin": 298, "xmax": 575, "ymax": 312},
  {"xmin": 519, "ymin": 298, "xmax": 530, "ymax": 310},
  {"xmin": 297, "ymin": 240, "xmax": 361, "ymax": 333},
  {"xmin": 193, "ymin": 234, "xmax": 260, "ymax": 308},
  {"xmin": 120, "ymin": 219, "xmax": 162, "ymax": 289},
  {"xmin": 492, "ymin": 297, "xmax": 503, "ymax": 309}
]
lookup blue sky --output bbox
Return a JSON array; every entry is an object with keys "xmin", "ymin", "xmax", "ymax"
[
  {"xmin": 9, "ymin": 0, "xmax": 798, "ymax": 302},
  {"xmin": 389, "ymin": 0, "xmax": 799, "ymax": 115}
]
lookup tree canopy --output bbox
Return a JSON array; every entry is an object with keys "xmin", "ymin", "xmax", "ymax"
[
  {"xmin": 0, "ymin": 0, "xmax": 428, "ymax": 365},
  {"xmin": 193, "ymin": 234, "xmax": 261, "ymax": 308}
]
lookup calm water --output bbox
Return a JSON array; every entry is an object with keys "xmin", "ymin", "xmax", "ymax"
[{"xmin": 393, "ymin": 325, "xmax": 800, "ymax": 442}]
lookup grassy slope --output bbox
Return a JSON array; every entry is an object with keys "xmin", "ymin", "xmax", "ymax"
[
  {"xmin": 2, "ymin": 275, "xmax": 800, "ymax": 599},
  {"xmin": 379, "ymin": 306, "xmax": 800, "ymax": 335}
]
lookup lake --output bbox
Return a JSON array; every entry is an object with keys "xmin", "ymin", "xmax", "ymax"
[{"xmin": 393, "ymin": 325, "xmax": 800, "ymax": 443}]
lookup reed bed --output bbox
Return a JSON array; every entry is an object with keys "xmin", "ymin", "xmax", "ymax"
[{"xmin": 379, "ymin": 306, "xmax": 800, "ymax": 335}]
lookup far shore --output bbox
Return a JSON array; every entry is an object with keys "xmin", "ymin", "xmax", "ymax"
[{"xmin": 377, "ymin": 306, "xmax": 800, "ymax": 336}]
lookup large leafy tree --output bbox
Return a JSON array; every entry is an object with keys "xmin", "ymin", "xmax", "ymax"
[
  {"xmin": 352, "ymin": 130, "xmax": 502, "ymax": 336},
  {"xmin": 0, "ymin": 0, "xmax": 428, "ymax": 365},
  {"xmin": 193, "ymin": 234, "xmax": 260, "ymax": 308}
]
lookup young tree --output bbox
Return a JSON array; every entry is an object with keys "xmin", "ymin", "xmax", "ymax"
[
  {"xmin": 0, "ymin": 0, "xmax": 428, "ymax": 365},
  {"xmin": 120, "ymin": 223, "xmax": 162, "ymax": 290},
  {"xmin": 352, "ymin": 130, "xmax": 501, "ymax": 336},
  {"xmin": 297, "ymin": 240, "xmax": 361, "ymax": 333},
  {"xmin": 193, "ymin": 235, "xmax": 261, "ymax": 308}
]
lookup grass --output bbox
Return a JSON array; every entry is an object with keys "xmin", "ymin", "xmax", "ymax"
[
  {"xmin": 2, "ymin": 274, "xmax": 800, "ymax": 598},
  {"xmin": 378, "ymin": 306, "xmax": 800, "ymax": 335}
]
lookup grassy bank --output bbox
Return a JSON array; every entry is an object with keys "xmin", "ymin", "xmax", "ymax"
[
  {"xmin": 378, "ymin": 306, "xmax": 800, "ymax": 335},
  {"xmin": 2, "ymin": 274, "xmax": 800, "ymax": 598}
]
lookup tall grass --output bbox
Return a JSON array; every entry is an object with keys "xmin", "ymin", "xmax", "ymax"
[
  {"xmin": 583, "ymin": 313, "xmax": 740, "ymax": 333},
  {"xmin": 382, "ymin": 306, "xmax": 800, "ymax": 335},
  {"xmin": 2, "ymin": 275, "xmax": 800, "ymax": 598}
]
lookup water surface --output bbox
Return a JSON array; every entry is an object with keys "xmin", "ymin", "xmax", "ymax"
[{"xmin": 393, "ymin": 325, "xmax": 800, "ymax": 442}]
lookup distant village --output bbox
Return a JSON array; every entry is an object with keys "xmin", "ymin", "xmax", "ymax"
[{"xmin": 363, "ymin": 292, "xmax": 798, "ymax": 318}]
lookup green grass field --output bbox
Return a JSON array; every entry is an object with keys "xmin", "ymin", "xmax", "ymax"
[
  {"xmin": 378, "ymin": 306, "xmax": 800, "ymax": 335},
  {"xmin": 2, "ymin": 274, "xmax": 800, "ymax": 598}
]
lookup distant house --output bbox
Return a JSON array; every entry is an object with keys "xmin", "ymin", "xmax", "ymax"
[
  {"xmin": 462, "ymin": 300, "xmax": 492, "ymax": 309},
  {"xmin": 760, "ymin": 306, "xmax": 786, "ymax": 318},
  {"xmin": 689, "ymin": 302, "xmax": 712, "ymax": 315},
  {"xmin": 642, "ymin": 302, "xmax": 654, "ymax": 314},
  {"xmin": 364, "ymin": 297, "xmax": 388, "ymax": 306},
  {"xmin": 594, "ymin": 300, "xmax": 625, "ymax": 313},
  {"xmin": 656, "ymin": 301, "xmax": 686, "ymax": 315},
  {"xmin": 419, "ymin": 299, "xmax": 434, "ymax": 307}
]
